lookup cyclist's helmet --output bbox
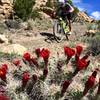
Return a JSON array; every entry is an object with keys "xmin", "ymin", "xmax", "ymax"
[
  {"xmin": 64, "ymin": 1, "xmax": 74, "ymax": 13},
  {"xmin": 64, "ymin": 0, "xmax": 67, "ymax": 3}
]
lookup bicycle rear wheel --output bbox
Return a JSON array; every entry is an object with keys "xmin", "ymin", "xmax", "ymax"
[{"xmin": 53, "ymin": 19, "xmax": 64, "ymax": 42}]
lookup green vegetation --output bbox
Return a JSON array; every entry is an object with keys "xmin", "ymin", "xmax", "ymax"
[
  {"xmin": 14, "ymin": 0, "xmax": 36, "ymax": 21},
  {"xmin": 89, "ymin": 33, "xmax": 100, "ymax": 56}
]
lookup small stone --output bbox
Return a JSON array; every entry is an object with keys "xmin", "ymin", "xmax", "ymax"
[{"xmin": 0, "ymin": 34, "xmax": 8, "ymax": 44}]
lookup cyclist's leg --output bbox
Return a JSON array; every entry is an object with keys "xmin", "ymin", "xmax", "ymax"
[{"xmin": 66, "ymin": 13, "xmax": 72, "ymax": 32}]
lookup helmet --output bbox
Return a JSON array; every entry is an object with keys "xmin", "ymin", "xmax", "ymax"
[{"xmin": 64, "ymin": 0, "xmax": 67, "ymax": 3}]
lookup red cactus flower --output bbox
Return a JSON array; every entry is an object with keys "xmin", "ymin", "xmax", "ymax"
[
  {"xmin": 30, "ymin": 56, "xmax": 39, "ymax": 67},
  {"xmin": 32, "ymin": 74, "xmax": 38, "ymax": 82},
  {"xmin": 81, "ymin": 52, "xmax": 90, "ymax": 61},
  {"xmin": 97, "ymin": 78, "xmax": 100, "ymax": 94},
  {"xmin": 0, "ymin": 95, "xmax": 10, "ymax": 100},
  {"xmin": 76, "ymin": 59, "xmax": 90, "ymax": 71},
  {"xmin": 23, "ymin": 52, "xmax": 31, "ymax": 62},
  {"xmin": 0, "ymin": 69, "xmax": 6, "ymax": 82},
  {"xmin": 13, "ymin": 59, "xmax": 21, "ymax": 67},
  {"xmin": 64, "ymin": 46, "xmax": 75, "ymax": 59},
  {"xmin": 83, "ymin": 70, "xmax": 97, "ymax": 96},
  {"xmin": 40, "ymin": 49, "xmax": 50, "ymax": 60},
  {"xmin": 22, "ymin": 72, "xmax": 30, "ymax": 88},
  {"xmin": 1, "ymin": 64, "xmax": 8, "ymax": 73},
  {"xmin": 35, "ymin": 48, "xmax": 41, "ymax": 58},
  {"xmin": 43, "ymin": 68, "xmax": 48, "ymax": 77},
  {"xmin": 75, "ymin": 54, "xmax": 79, "ymax": 63},
  {"xmin": 40, "ymin": 49, "xmax": 50, "ymax": 66},
  {"xmin": 61, "ymin": 80, "xmax": 71, "ymax": 96},
  {"xmin": 76, "ymin": 45, "xmax": 83, "ymax": 56}
]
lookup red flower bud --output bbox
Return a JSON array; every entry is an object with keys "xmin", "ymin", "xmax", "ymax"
[
  {"xmin": 83, "ymin": 71, "xmax": 97, "ymax": 96},
  {"xmin": 76, "ymin": 59, "xmax": 89, "ymax": 71},
  {"xmin": 35, "ymin": 48, "xmax": 41, "ymax": 58},
  {"xmin": 13, "ymin": 59, "xmax": 21, "ymax": 67},
  {"xmin": 22, "ymin": 72, "xmax": 30, "ymax": 88},
  {"xmin": 1, "ymin": 64, "xmax": 8, "ymax": 73},
  {"xmin": 32, "ymin": 74, "xmax": 38, "ymax": 82},
  {"xmin": 0, "ymin": 95, "xmax": 10, "ymax": 100},
  {"xmin": 97, "ymin": 78, "xmax": 100, "ymax": 94},
  {"xmin": 23, "ymin": 52, "xmax": 31, "ymax": 62},
  {"xmin": 75, "ymin": 54, "xmax": 79, "ymax": 63},
  {"xmin": 76, "ymin": 45, "xmax": 83, "ymax": 56},
  {"xmin": 30, "ymin": 57, "xmax": 39, "ymax": 67},
  {"xmin": 0, "ymin": 69, "xmax": 6, "ymax": 81},
  {"xmin": 43, "ymin": 68, "xmax": 48, "ymax": 77},
  {"xmin": 61, "ymin": 80, "xmax": 71, "ymax": 96},
  {"xmin": 81, "ymin": 53, "xmax": 90, "ymax": 60}
]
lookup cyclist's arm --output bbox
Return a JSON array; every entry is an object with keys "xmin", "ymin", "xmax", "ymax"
[{"xmin": 66, "ymin": 3, "xmax": 74, "ymax": 13}]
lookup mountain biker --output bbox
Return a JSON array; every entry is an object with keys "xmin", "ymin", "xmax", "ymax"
[{"xmin": 56, "ymin": 0, "xmax": 74, "ymax": 35}]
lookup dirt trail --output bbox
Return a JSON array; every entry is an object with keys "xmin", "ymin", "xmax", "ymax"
[{"xmin": 0, "ymin": 22, "xmax": 87, "ymax": 56}]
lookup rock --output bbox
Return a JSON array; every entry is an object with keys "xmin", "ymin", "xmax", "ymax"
[
  {"xmin": 25, "ymin": 32, "xmax": 33, "ymax": 37},
  {"xmin": 0, "ymin": 34, "xmax": 8, "ymax": 44},
  {"xmin": 0, "ymin": 15, "xmax": 5, "ymax": 20},
  {"xmin": 0, "ymin": 9, "xmax": 4, "ymax": 14},
  {"xmin": 0, "ymin": 44, "xmax": 27, "ymax": 55},
  {"xmin": 0, "ymin": 0, "xmax": 13, "ymax": 19},
  {"xmin": 20, "ymin": 22, "xmax": 28, "ymax": 30},
  {"xmin": 85, "ymin": 30, "xmax": 97, "ymax": 37},
  {"xmin": 77, "ymin": 12, "xmax": 94, "ymax": 23},
  {"xmin": 33, "ymin": 0, "xmax": 47, "ymax": 9},
  {"xmin": 5, "ymin": 19, "xmax": 20, "ymax": 29},
  {"xmin": 1, "ymin": 0, "xmax": 11, "ymax": 4}
]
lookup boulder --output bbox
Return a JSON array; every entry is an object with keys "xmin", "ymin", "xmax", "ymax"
[{"xmin": 0, "ymin": 44, "xmax": 27, "ymax": 55}]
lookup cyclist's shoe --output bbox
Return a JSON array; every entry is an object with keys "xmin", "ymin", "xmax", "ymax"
[{"xmin": 68, "ymin": 31, "xmax": 72, "ymax": 35}]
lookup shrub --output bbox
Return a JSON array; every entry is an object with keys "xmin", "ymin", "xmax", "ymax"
[
  {"xmin": 88, "ymin": 33, "xmax": 100, "ymax": 56},
  {"xmin": 14, "ymin": 0, "xmax": 36, "ymax": 21},
  {"xmin": 46, "ymin": 0, "xmax": 53, "ymax": 8},
  {"xmin": 86, "ymin": 23, "xmax": 98, "ymax": 30},
  {"xmin": 71, "ymin": 7, "xmax": 79, "ymax": 22},
  {"xmin": 31, "ymin": 9, "xmax": 42, "ymax": 20}
]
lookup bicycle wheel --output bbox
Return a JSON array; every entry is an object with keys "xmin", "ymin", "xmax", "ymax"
[{"xmin": 53, "ymin": 19, "xmax": 64, "ymax": 42}]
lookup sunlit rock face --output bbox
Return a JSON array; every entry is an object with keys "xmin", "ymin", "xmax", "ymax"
[
  {"xmin": 33, "ymin": 0, "xmax": 48, "ymax": 9},
  {"xmin": 0, "ymin": 0, "xmax": 13, "ymax": 20}
]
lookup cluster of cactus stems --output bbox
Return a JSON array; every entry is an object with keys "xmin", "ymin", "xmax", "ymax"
[{"xmin": 0, "ymin": 45, "xmax": 100, "ymax": 100}]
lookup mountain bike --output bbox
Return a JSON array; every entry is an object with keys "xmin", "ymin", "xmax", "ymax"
[{"xmin": 53, "ymin": 17, "xmax": 70, "ymax": 42}]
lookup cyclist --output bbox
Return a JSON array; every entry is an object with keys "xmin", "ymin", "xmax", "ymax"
[{"xmin": 56, "ymin": 0, "xmax": 74, "ymax": 35}]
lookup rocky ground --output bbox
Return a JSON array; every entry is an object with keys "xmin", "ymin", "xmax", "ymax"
[{"xmin": 0, "ymin": 20, "xmax": 88, "ymax": 55}]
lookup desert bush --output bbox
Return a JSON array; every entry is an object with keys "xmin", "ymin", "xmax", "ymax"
[
  {"xmin": 46, "ymin": 0, "xmax": 53, "ymax": 8},
  {"xmin": 88, "ymin": 32, "xmax": 100, "ymax": 56},
  {"xmin": 27, "ymin": 18, "xmax": 52, "ymax": 30},
  {"xmin": 86, "ymin": 23, "xmax": 98, "ymax": 30},
  {"xmin": 31, "ymin": 9, "xmax": 42, "ymax": 20},
  {"xmin": 96, "ymin": 20, "xmax": 100, "ymax": 31},
  {"xmin": 14, "ymin": 0, "xmax": 36, "ymax": 21}
]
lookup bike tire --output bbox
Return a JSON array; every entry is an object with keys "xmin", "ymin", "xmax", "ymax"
[{"xmin": 53, "ymin": 19, "xmax": 64, "ymax": 42}]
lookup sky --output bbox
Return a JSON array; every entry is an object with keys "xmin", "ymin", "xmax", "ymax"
[
  {"xmin": 59, "ymin": 0, "xmax": 100, "ymax": 20},
  {"xmin": 72, "ymin": 0, "xmax": 100, "ymax": 20}
]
